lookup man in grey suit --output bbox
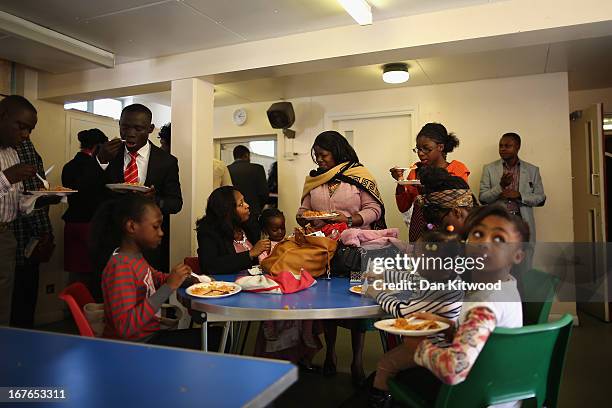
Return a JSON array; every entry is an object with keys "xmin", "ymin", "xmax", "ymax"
[{"xmin": 479, "ymin": 133, "xmax": 546, "ymax": 241}]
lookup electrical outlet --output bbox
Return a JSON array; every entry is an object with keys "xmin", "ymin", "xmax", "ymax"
[{"xmin": 46, "ymin": 284, "xmax": 55, "ymax": 294}]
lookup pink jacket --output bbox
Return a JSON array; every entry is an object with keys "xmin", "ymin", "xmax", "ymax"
[{"xmin": 299, "ymin": 182, "xmax": 382, "ymax": 229}]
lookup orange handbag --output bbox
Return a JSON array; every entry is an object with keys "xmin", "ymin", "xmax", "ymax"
[{"xmin": 261, "ymin": 235, "xmax": 338, "ymax": 278}]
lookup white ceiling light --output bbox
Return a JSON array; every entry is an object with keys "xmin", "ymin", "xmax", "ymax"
[
  {"xmin": 338, "ymin": 0, "xmax": 372, "ymax": 26},
  {"xmin": 382, "ymin": 63, "xmax": 409, "ymax": 84},
  {"xmin": 0, "ymin": 11, "xmax": 115, "ymax": 68}
]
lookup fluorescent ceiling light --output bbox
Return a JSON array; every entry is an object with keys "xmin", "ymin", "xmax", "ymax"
[
  {"xmin": 382, "ymin": 63, "xmax": 409, "ymax": 84},
  {"xmin": 0, "ymin": 11, "xmax": 115, "ymax": 68},
  {"xmin": 338, "ymin": 0, "xmax": 372, "ymax": 26}
]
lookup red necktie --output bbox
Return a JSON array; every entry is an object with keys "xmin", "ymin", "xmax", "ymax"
[{"xmin": 124, "ymin": 151, "xmax": 139, "ymax": 183}]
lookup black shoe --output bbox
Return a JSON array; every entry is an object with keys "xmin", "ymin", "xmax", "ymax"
[{"xmin": 368, "ymin": 388, "xmax": 392, "ymax": 408}]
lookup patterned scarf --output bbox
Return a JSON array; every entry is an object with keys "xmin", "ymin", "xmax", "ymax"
[
  {"xmin": 302, "ymin": 162, "xmax": 387, "ymax": 229},
  {"xmin": 415, "ymin": 189, "xmax": 474, "ymax": 208}
]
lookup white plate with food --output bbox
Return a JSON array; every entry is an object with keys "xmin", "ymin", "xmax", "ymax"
[
  {"xmin": 349, "ymin": 285, "xmax": 363, "ymax": 295},
  {"xmin": 301, "ymin": 210, "xmax": 339, "ymax": 220},
  {"xmin": 106, "ymin": 183, "xmax": 151, "ymax": 193},
  {"xmin": 374, "ymin": 318, "xmax": 449, "ymax": 336},
  {"xmin": 396, "ymin": 180, "xmax": 421, "ymax": 186},
  {"xmin": 186, "ymin": 281, "xmax": 242, "ymax": 298},
  {"xmin": 27, "ymin": 187, "xmax": 77, "ymax": 196}
]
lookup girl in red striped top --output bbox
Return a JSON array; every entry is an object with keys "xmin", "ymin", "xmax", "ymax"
[{"xmin": 91, "ymin": 194, "xmax": 200, "ymax": 348}]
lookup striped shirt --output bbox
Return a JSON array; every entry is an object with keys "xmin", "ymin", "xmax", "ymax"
[
  {"xmin": 376, "ymin": 270, "xmax": 464, "ymax": 322},
  {"xmin": 102, "ymin": 251, "xmax": 172, "ymax": 341},
  {"xmin": 0, "ymin": 147, "xmax": 26, "ymax": 223}
]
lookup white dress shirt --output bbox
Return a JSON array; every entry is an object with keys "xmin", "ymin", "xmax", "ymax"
[
  {"xmin": 99, "ymin": 142, "xmax": 151, "ymax": 183},
  {"xmin": 0, "ymin": 147, "xmax": 36, "ymax": 222}
]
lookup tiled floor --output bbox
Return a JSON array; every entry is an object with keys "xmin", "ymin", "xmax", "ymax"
[{"xmin": 37, "ymin": 312, "xmax": 610, "ymax": 407}]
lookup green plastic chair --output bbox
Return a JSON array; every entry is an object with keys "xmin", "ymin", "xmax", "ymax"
[
  {"xmin": 388, "ymin": 314, "xmax": 573, "ymax": 408},
  {"xmin": 521, "ymin": 269, "xmax": 560, "ymax": 325}
]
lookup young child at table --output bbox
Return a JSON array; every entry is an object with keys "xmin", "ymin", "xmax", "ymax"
[
  {"xmin": 366, "ymin": 230, "xmax": 464, "ymax": 405},
  {"xmin": 257, "ymin": 208, "xmax": 285, "ymax": 262},
  {"xmin": 256, "ymin": 209, "xmax": 319, "ymax": 357},
  {"xmin": 369, "ymin": 204, "xmax": 527, "ymax": 408},
  {"xmin": 91, "ymin": 193, "xmax": 204, "ymax": 349}
]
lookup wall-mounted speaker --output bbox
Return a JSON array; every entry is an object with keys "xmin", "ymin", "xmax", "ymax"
[{"xmin": 267, "ymin": 102, "xmax": 295, "ymax": 129}]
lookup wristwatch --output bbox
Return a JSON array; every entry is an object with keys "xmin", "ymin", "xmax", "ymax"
[{"xmin": 347, "ymin": 216, "xmax": 353, "ymax": 227}]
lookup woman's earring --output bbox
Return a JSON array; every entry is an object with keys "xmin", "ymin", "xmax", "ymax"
[{"xmin": 446, "ymin": 225, "xmax": 455, "ymax": 232}]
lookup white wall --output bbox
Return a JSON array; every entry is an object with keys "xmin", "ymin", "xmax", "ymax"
[
  {"xmin": 214, "ymin": 72, "xmax": 574, "ymax": 243},
  {"xmin": 125, "ymin": 97, "xmax": 171, "ymax": 129}
]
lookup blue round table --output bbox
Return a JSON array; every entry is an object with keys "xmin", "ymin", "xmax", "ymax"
[
  {"xmin": 177, "ymin": 275, "xmax": 384, "ymax": 351},
  {"xmin": 178, "ymin": 275, "xmax": 382, "ymax": 320}
]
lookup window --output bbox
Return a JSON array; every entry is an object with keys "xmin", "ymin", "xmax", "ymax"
[
  {"xmin": 64, "ymin": 98, "xmax": 124, "ymax": 119},
  {"xmin": 249, "ymin": 140, "xmax": 275, "ymax": 158},
  {"xmin": 64, "ymin": 101, "xmax": 88, "ymax": 112},
  {"xmin": 93, "ymin": 99, "xmax": 123, "ymax": 120}
]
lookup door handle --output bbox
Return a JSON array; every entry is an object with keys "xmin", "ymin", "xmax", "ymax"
[{"xmin": 591, "ymin": 173, "xmax": 600, "ymax": 196}]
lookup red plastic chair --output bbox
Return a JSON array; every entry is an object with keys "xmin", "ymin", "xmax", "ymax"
[
  {"xmin": 58, "ymin": 282, "xmax": 95, "ymax": 337},
  {"xmin": 184, "ymin": 257, "xmax": 201, "ymax": 274}
]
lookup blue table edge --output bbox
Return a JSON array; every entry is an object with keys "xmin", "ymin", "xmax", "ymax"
[{"xmin": 1, "ymin": 327, "xmax": 298, "ymax": 407}]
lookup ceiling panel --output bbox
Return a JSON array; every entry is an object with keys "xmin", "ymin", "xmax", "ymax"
[
  {"xmin": 0, "ymin": 35, "xmax": 99, "ymax": 73},
  {"xmin": 184, "ymin": 0, "xmax": 351, "ymax": 41},
  {"xmin": 65, "ymin": 1, "xmax": 243, "ymax": 62},
  {"xmin": 0, "ymin": 0, "xmax": 166, "ymax": 47},
  {"xmin": 547, "ymin": 36, "xmax": 612, "ymax": 90},
  {"xmin": 213, "ymin": 89, "xmax": 254, "ymax": 107},
  {"xmin": 416, "ymin": 45, "xmax": 549, "ymax": 84},
  {"xmin": 282, "ymin": 61, "xmax": 431, "ymax": 98}
]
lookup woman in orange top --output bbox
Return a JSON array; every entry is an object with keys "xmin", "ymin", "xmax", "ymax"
[{"xmin": 390, "ymin": 123, "xmax": 469, "ymax": 241}]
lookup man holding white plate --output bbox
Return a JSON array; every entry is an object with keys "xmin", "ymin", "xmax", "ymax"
[{"xmin": 93, "ymin": 104, "xmax": 182, "ymax": 272}]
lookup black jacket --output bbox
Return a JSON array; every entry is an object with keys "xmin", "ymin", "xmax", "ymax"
[
  {"xmin": 104, "ymin": 142, "xmax": 182, "ymax": 215},
  {"xmin": 62, "ymin": 152, "xmax": 108, "ymax": 222},
  {"xmin": 227, "ymin": 160, "xmax": 268, "ymax": 215},
  {"xmin": 196, "ymin": 221, "xmax": 259, "ymax": 275}
]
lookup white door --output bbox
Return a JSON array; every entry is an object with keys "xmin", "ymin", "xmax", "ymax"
[
  {"xmin": 335, "ymin": 115, "xmax": 415, "ymax": 241},
  {"xmin": 66, "ymin": 110, "xmax": 120, "ymax": 159},
  {"xmin": 570, "ymin": 104, "xmax": 610, "ymax": 321}
]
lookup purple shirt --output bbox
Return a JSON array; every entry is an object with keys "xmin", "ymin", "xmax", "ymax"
[
  {"xmin": 299, "ymin": 182, "xmax": 382, "ymax": 229},
  {"xmin": 503, "ymin": 161, "xmax": 520, "ymax": 213}
]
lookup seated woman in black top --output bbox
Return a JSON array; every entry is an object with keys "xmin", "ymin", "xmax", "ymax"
[{"xmin": 196, "ymin": 186, "xmax": 271, "ymax": 275}]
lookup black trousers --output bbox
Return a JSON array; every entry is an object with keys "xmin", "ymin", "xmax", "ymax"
[{"xmin": 10, "ymin": 262, "xmax": 40, "ymax": 328}]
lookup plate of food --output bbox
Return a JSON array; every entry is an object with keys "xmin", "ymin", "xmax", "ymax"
[
  {"xmin": 106, "ymin": 183, "xmax": 151, "ymax": 193},
  {"xmin": 186, "ymin": 281, "xmax": 242, "ymax": 298},
  {"xmin": 349, "ymin": 285, "xmax": 363, "ymax": 295},
  {"xmin": 27, "ymin": 186, "xmax": 77, "ymax": 196},
  {"xmin": 301, "ymin": 210, "xmax": 339, "ymax": 220},
  {"xmin": 374, "ymin": 317, "xmax": 449, "ymax": 336}
]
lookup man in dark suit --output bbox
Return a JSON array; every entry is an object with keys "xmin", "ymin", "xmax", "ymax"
[
  {"xmin": 95, "ymin": 104, "xmax": 182, "ymax": 271},
  {"xmin": 227, "ymin": 145, "xmax": 268, "ymax": 217}
]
